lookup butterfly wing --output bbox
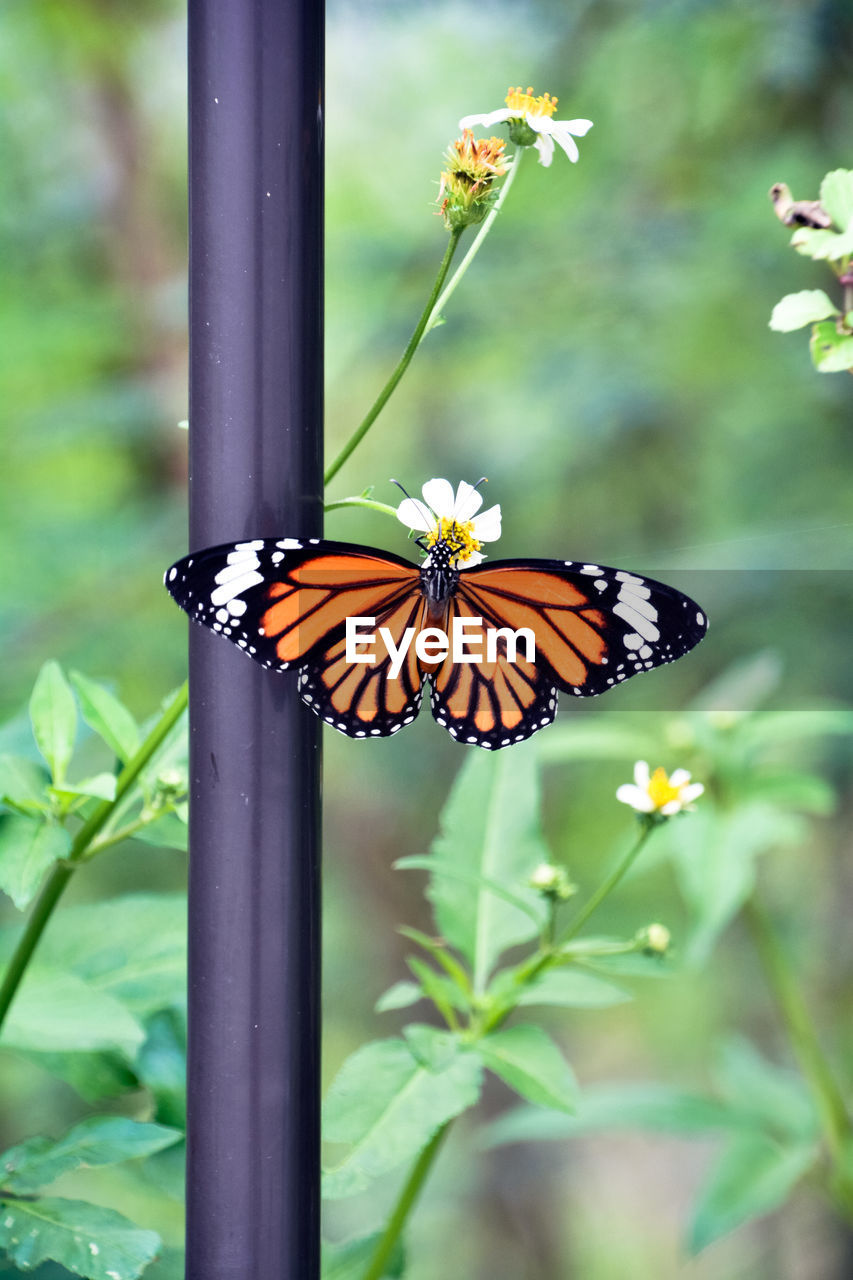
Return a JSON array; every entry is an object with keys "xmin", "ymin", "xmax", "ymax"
[
  {"xmin": 165, "ymin": 538, "xmax": 428, "ymax": 735},
  {"xmin": 427, "ymin": 559, "xmax": 706, "ymax": 748}
]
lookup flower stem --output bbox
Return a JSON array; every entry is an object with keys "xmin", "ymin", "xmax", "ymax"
[
  {"xmin": 323, "ymin": 497, "xmax": 399, "ymax": 520},
  {"xmin": 0, "ymin": 680, "xmax": 189, "ymax": 1033},
  {"xmin": 361, "ymin": 1125, "xmax": 449, "ymax": 1280},
  {"xmin": 560, "ymin": 821, "xmax": 655, "ymax": 944},
  {"xmin": 424, "ymin": 149, "xmax": 524, "ymax": 336},
  {"xmin": 743, "ymin": 894, "xmax": 851, "ymax": 1163},
  {"xmin": 324, "ymin": 228, "xmax": 464, "ymax": 487}
]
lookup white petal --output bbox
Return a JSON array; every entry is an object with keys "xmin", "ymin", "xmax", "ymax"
[
  {"xmin": 421, "ymin": 478, "xmax": 456, "ymax": 518},
  {"xmin": 452, "ymin": 480, "xmax": 484, "ymax": 522},
  {"xmin": 551, "ymin": 126, "xmax": 580, "ymax": 163},
  {"xmin": 462, "ymin": 551, "xmax": 486, "ymax": 568},
  {"xmin": 561, "ymin": 118, "xmax": 594, "ymax": 137},
  {"xmin": 660, "ymin": 800, "xmax": 682, "ymax": 816},
  {"xmin": 669, "ymin": 769, "xmax": 691, "ymax": 788},
  {"xmin": 633, "ymin": 761, "xmax": 651, "ymax": 789},
  {"xmin": 471, "ymin": 504, "xmax": 502, "ymax": 542},
  {"xmin": 681, "ymin": 784, "xmax": 704, "ymax": 803},
  {"xmin": 617, "ymin": 785, "xmax": 654, "ymax": 812},
  {"xmin": 532, "ymin": 133, "xmax": 554, "ymax": 167},
  {"xmin": 459, "ymin": 108, "xmax": 513, "ymax": 129},
  {"xmin": 396, "ymin": 498, "xmax": 435, "ymax": 533}
]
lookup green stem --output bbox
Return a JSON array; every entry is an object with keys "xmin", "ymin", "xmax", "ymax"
[
  {"xmin": 743, "ymin": 894, "xmax": 851, "ymax": 1163},
  {"xmin": 361, "ymin": 1125, "xmax": 449, "ymax": 1280},
  {"xmin": 561, "ymin": 821, "xmax": 655, "ymax": 944},
  {"xmin": 0, "ymin": 680, "xmax": 189, "ymax": 1033},
  {"xmin": 424, "ymin": 149, "xmax": 524, "ymax": 336},
  {"xmin": 324, "ymin": 228, "xmax": 464, "ymax": 487},
  {"xmin": 323, "ymin": 497, "xmax": 399, "ymax": 520}
]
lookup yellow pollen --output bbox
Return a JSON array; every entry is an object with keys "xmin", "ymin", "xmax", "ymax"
[
  {"xmin": 647, "ymin": 767, "xmax": 682, "ymax": 809},
  {"xmin": 426, "ymin": 517, "xmax": 482, "ymax": 564},
  {"xmin": 504, "ymin": 85, "xmax": 559, "ymax": 118}
]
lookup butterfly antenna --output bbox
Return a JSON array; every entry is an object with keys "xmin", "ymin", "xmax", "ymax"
[{"xmin": 389, "ymin": 478, "xmax": 415, "ymax": 503}]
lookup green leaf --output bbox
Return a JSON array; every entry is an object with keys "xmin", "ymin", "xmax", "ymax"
[
  {"xmin": 713, "ymin": 1038, "xmax": 816, "ymax": 1141},
  {"xmin": 17, "ymin": 1049, "xmax": 137, "ymax": 1104},
  {"xmin": 24, "ymin": 893, "xmax": 187, "ymax": 1017},
  {"xmin": 738, "ymin": 710, "xmax": 853, "ymax": 750},
  {"xmin": 671, "ymin": 804, "xmax": 801, "ymax": 962},
  {"xmin": 321, "ymin": 1233, "xmax": 404, "ymax": 1279},
  {"xmin": 375, "ymin": 980, "xmax": 423, "ymax": 1013},
  {"xmin": 29, "ymin": 662, "xmax": 78, "ymax": 785},
  {"xmin": 322, "ymin": 1037, "xmax": 482, "ymax": 1199},
  {"xmin": 69, "ymin": 672, "xmax": 140, "ymax": 764},
  {"xmin": 419, "ymin": 746, "xmax": 549, "ymax": 990},
  {"xmin": 689, "ymin": 1135, "xmax": 815, "ymax": 1253},
  {"xmin": 819, "ymin": 169, "xmax": 853, "ymax": 230},
  {"xmin": 406, "ymin": 957, "xmax": 468, "ymax": 1017},
  {"xmin": 50, "ymin": 773, "xmax": 118, "ymax": 803},
  {"xmin": 810, "ymin": 319, "xmax": 853, "ymax": 372},
  {"xmin": 135, "ymin": 1009, "xmax": 187, "ymax": 1129},
  {"xmin": 128, "ymin": 811, "xmax": 188, "ymax": 851},
  {"xmin": 0, "ymin": 815, "xmax": 71, "ymax": 909},
  {"xmin": 0, "ymin": 1196, "xmax": 161, "ymax": 1280},
  {"xmin": 476, "ymin": 1024, "xmax": 577, "ymax": 1113},
  {"xmin": 1, "ymin": 970, "xmax": 145, "ymax": 1054},
  {"xmin": 0, "ymin": 1117, "xmax": 182, "ymax": 1194},
  {"xmin": 515, "ymin": 967, "xmax": 631, "ymax": 1009},
  {"xmin": 0, "ymin": 754, "xmax": 50, "ymax": 812},
  {"xmin": 403, "ymin": 1023, "xmax": 459, "ymax": 1072},
  {"xmin": 792, "ymin": 223, "xmax": 853, "ymax": 260},
  {"xmin": 769, "ymin": 289, "xmax": 839, "ymax": 332},
  {"xmin": 482, "ymin": 1083, "xmax": 746, "ymax": 1148},
  {"xmin": 745, "ymin": 769, "xmax": 836, "ymax": 815}
]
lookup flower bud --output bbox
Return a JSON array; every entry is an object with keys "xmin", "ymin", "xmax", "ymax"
[
  {"xmin": 637, "ymin": 923, "xmax": 671, "ymax": 955},
  {"xmin": 438, "ymin": 130, "xmax": 507, "ymax": 231},
  {"xmin": 529, "ymin": 862, "xmax": 576, "ymax": 901}
]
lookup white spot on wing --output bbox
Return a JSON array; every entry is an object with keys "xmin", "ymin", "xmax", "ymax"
[
  {"xmin": 276, "ymin": 538, "xmax": 302, "ymax": 550},
  {"xmin": 211, "ymin": 572, "xmax": 264, "ymax": 606}
]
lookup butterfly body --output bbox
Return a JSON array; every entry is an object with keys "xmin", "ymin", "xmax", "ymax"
[{"xmin": 165, "ymin": 535, "xmax": 707, "ymax": 749}]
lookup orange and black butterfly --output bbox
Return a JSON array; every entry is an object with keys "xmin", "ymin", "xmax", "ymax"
[{"xmin": 165, "ymin": 517, "xmax": 707, "ymax": 750}]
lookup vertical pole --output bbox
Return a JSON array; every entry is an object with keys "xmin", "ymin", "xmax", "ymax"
[{"xmin": 186, "ymin": 3, "xmax": 323, "ymax": 1278}]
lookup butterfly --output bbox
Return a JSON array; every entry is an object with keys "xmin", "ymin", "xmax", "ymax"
[{"xmin": 165, "ymin": 520, "xmax": 707, "ymax": 750}]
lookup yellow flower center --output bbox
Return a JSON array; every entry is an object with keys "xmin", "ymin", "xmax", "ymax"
[
  {"xmin": 504, "ymin": 85, "xmax": 559, "ymax": 119},
  {"xmin": 426, "ymin": 517, "xmax": 482, "ymax": 564},
  {"xmin": 647, "ymin": 767, "xmax": 682, "ymax": 810}
]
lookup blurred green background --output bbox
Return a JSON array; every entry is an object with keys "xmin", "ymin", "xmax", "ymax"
[{"xmin": 2, "ymin": 0, "xmax": 853, "ymax": 1276}]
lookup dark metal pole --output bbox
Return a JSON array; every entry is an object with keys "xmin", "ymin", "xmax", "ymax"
[{"xmin": 186, "ymin": 3, "xmax": 323, "ymax": 1278}]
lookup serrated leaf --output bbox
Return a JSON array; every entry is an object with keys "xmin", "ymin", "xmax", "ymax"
[
  {"xmin": 0, "ymin": 815, "xmax": 71, "ymax": 909},
  {"xmin": 1, "ymin": 970, "xmax": 145, "ymax": 1054},
  {"xmin": 128, "ymin": 812, "xmax": 188, "ymax": 852},
  {"xmin": 689, "ymin": 1135, "xmax": 815, "ymax": 1252},
  {"xmin": 0, "ymin": 1196, "xmax": 161, "ymax": 1280},
  {"xmin": 516, "ymin": 967, "xmax": 631, "ymax": 1009},
  {"xmin": 29, "ymin": 663, "xmax": 78, "ymax": 785},
  {"xmin": 322, "ymin": 1232, "xmax": 404, "ymax": 1279},
  {"xmin": 403, "ymin": 1023, "xmax": 459, "ymax": 1072},
  {"xmin": 0, "ymin": 754, "xmax": 50, "ymax": 811},
  {"xmin": 69, "ymin": 673, "xmax": 140, "ymax": 764},
  {"xmin": 819, "ymin": 169, "xmax": 853, "ymax": 230},
  {"xmin": 476, "ymin": 1024, "xmax": 577, "ymax": 1113},
  {"xmin": 769, "ymin": 290, "xmax": 839, "ymax": 332},
  {"xmin": 375, "ymin": 980, "xmax": 424, "ymax": 1013},
  {"xmin": 421, "ymin": 746, "xmax": 549, "ymax": 991},
  {"xmin": 810, "ymin": 319, "xmax": 853, "ymax": 372},
  {"xmin": 0, "ymin": 1117, "xmax": 182, "ymax": 1194},
  {"xmin": 406, "ymin": 958, "xmax": 468, "ymax": 1017},
  {"xmin": 322, "ymin": 1037, "xmax": 481, "ymax": 1198}
]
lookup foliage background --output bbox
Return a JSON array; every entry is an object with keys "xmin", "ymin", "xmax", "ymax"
[{"xmin": 1, "ymin": 0, "xmax": 852, "ymax": 1276}]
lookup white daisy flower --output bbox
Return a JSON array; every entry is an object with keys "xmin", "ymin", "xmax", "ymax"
[
  {"xmin": 396, "ymin": 477, "xmax": 501, "ymax": 568},
  {"xmin": 460, "ymin": 85, "xmax": 593, "ymax": 168},
  {"xmin": 616, "ymin": 762, "xmax": 704, "ymax": 818}
]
